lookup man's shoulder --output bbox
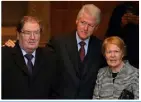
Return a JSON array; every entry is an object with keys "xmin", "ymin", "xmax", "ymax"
[
  {"xmin": 2, "ymin": 46, "xmax": 17, "ymax": 61},
  {"xmin": 51, "ymin": 31, "xmax": 76, "ymax": 41},
  {"xmin": 89, "ymin": 35, "xmax": 103, "ymax": 47},
  {"xmin": 2, "ymin": 46, "xmax": 13, "ymax": 50},
  {"xmin": 90, "ymin": 35, "xmax": 102, "ymax": 42},
  {"xmin": 2, "ymin": 46, "xmax": 16, "ymax": 54}
]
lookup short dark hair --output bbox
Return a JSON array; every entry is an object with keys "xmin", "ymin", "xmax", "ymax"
[{"xmin": 16, "ymin": 16, "xmax": 43, "ymax": 33}]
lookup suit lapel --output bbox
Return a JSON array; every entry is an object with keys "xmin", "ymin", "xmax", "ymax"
[
  {"xmin": 65, "ymin": 32, "xmax": 80, "ymax": 76},
  {"xmin": 32, "ymin": 48, "xmax": 43, "ymax": 77},
  {"xmin": 12, "ymin": 42, "xmax": 29, "ymax": 75},
  {"xmin": 82, "ymin": 36, "xmax": 100, "ymax": 78}
]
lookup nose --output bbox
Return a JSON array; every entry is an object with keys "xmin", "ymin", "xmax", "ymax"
[
  {"xmin": 111, "ymin": 52, "xmax": 115, "ymax": 57},
  {"xmin": 30, "ymin": 33, "xmax": 35, "ymax": 39},
  {"xmin": 84, "ymin": 24, "xmax": 89, "ymax": 31}
]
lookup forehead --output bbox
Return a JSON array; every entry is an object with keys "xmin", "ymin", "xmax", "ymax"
[
  {"xmin": 22, "ymin": 21, "xmax": 40, "ymax": 31},
  {"xmin": 106, "ymin": 44, "xmax": 120, "ymax": 50},
  {"xmin": 79, "ymin": 12, "xmax": 96, "ymax": 24}
]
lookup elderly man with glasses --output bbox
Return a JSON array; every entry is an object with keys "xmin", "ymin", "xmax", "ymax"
[{"xmin": 2, "ymin": 16, "xmax": 58, "ymax": 99}]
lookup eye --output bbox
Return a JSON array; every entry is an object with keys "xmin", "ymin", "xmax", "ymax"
[
  {"xmin": 23, "ymin": 31, "xmax": 31, "ymax": 35},
  {"xmin": 80, "ymin": 21, "xmax": 86, "ymax": 25},
  {"xmin": 106, "ymin": 51, "xmax": 111, "ymax": 54},
  {"xmin": 88, "ymin": 24, "xmax": 94, "ymax": 28},
  {"xmin": 115, "ymin": 50, "xmax": 120, "ymax": 53},
  {"xmin": 34, "ymin": 31, "xmax": 40, "ymax": 35}
]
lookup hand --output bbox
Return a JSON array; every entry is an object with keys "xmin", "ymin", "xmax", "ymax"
[
  {"xmin": 121, "ymin": 14, "xmax": 128, "ymax": 27},
  {"xmin": 128, "ymin": 14, "xmax": 139, "ymax": 25},
  {"xmin": 3, "ymin": 39, "xmax": 16, "ymax": 48},
  {"xmin": 121, "ymin": 13, "xmax": 139, "ymax": 27}
]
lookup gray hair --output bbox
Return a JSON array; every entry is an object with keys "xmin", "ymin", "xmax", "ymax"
[{"xmin": 76, "ymin": 4, "xmax": 101, "ymax": 24}]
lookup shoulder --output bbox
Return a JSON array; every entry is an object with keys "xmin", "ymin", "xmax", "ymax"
[
  {"xmin": 125, "ymin": 61, "xmax": 138, "ymax": 72},
  {"xmin": 2, "ymin": 46, "xmax": 15, "ymax": 56},
  {"xmin": 2, "ymin": 46, "xmax": 12, "ymax": 51},
  {"xmin": 97, "ymin": 66, "xmax": 109, "ymax": 77},
  {"xmin": 50, "ymin": 31, "xmax": 76, "ymax": 42},
  {"xmin": 124, "ymin": 61, "xmax": 139, "ymax": 77},
  {"xmin": 2, "ymin": 46, "xmax": 18, "ymax": 64},
  {"xmin": 47, "ymin": 31, "xmax": 76, "ymax": 49},
  {"xmin": 90, "ymin": 36, "xmax": 102, "ymax": 46},
  {"xmin": 91, "ymin": 36, "xmax": 102, "ymax": 42}
]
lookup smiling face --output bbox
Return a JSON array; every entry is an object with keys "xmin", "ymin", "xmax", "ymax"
[
  {"xmin": 18, "ymin": 21, "xmax": 40, "ymax": 53},
  {"xmin": 76, "ymin": 12, "xmax": 98, "ymax": 40},
  {"xmin": 105, "ymin": 44, "xmax": 124, "ymax": 69}
]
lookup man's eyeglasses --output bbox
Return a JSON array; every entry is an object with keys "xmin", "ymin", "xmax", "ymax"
[
  {"xmin": 21, "ymin": 30, "xmax": 40, "ymax": 36},
  {"xmin": 79, "ymin": 21, "xmax": 95, "ymax": 28}
]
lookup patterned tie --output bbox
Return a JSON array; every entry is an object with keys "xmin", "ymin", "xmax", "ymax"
[
  {"xmin": 24, "ymin": 54, "xmax": 34, "ymax": 74},
  {"xmin": 79, "ymin": 41, "xmax": 86, "ymax": 62}
]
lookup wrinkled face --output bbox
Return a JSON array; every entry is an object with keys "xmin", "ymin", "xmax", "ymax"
[
  {"xmin": 105, "ymin": 44, "xmax": 124, "ymax": 69},
  {"xmin": 18, "ymin": 22, "xmax": 40, "ymax": 53},
  {"xmin": 76, "ymin": 13, "xmax": 98, "ymax": 40}
]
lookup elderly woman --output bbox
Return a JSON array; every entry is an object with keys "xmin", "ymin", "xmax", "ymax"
[{"xmin": 93, "ymin": 36, "xmax": 139, "ymax": 99}]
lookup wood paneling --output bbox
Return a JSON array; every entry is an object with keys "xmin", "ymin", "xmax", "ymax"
[{"xmin": 2, "ymin": 1, "xmax": 28, "ymax": 26}]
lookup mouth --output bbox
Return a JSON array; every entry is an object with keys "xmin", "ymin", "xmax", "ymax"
[
  {"xmin": 83, "ymin": 31, "xmax": 88, "ymax": 34},
  {"xmin": 28, "ymin": 42, "xmax": 36, "ymax": 45},
  {"xmin": 109, "ymin": 60, "xmax": 117, "ymax": 63}
]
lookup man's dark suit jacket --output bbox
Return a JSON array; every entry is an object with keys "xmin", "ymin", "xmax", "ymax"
[
  {"xmin": 47, "ymin": 31, "xmax": 105, "ymax": 99},
  {"xmin": 2, "ymin": 42, "xmax": 57, "ymax": 99}
]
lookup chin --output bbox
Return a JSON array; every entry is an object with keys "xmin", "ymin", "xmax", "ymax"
[
  {"xmin": 109, "ymin": 63, "xmax": 117, "ymax": 68},
  {"xmin": 80, "ymin": 36, "xmax": 88, "ymax": 40},
  {"xmin": 111, "ymin": 64, "xmax": 119, "ymax": 68},
  {"xmin": 28, "ymin": 45, "xmax": 37, "ymax": 49},
  {"xmin": 29, "ymin": 43, "xmax": 38, "ymax": 46}
]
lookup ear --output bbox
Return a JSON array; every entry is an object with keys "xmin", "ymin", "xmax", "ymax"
[
  {"xmin": 16, "ymin": 32, "xmax": 20, "ymax": 40},
  {"xmin": 121, "ymin": 53, "xmax": 124, "ymax": 59},
  {"xmin": 76, "ymin": 19, "xmax": 78, "ymax": 25},
  {"xmin": 94, "ymin": 24, "xmax": 99, "ymax": 30}
]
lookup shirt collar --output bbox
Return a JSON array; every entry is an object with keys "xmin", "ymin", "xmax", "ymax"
[
  {"xmin": 76, "ymin": 31, "xmax": 90, "ymax": 46},
  {"xmin": 21, "ymin": 48, "xmax": 36, "ymax": 57}
]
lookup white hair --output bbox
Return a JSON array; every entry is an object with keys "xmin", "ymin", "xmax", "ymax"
[{"xmin": 77, "ymin": 4, "xmax": 101, "ymax": 24}]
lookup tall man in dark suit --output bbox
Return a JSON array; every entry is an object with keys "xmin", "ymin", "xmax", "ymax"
[
  {"xmin": 2, "ymin": 16, "xmax": 57, "ymax": 99},
  {"xmin": 47, "ymin": 4, "xmax": 105, "ymax": 99}
]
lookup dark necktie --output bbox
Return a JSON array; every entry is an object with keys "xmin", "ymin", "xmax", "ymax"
[
  {"xmin": 79, "ymin": 41, "xmax": 86, "ymax": 62},
  {"xmin": 24, "ymin": 54, "xmax": 34, "ymax": 74}
]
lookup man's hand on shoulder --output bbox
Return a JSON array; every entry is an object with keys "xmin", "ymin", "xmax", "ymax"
[{"xmin": 3, "ymin": 39, "xmax": 16, "ymax": 48}]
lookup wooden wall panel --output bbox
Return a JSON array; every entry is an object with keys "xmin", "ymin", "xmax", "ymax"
[{"xmin": 2, "ymin": 1, "xmax": 28, "ymax": 26}]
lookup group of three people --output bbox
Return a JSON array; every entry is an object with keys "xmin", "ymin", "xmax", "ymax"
[{"xmin": 2, "ymin": 4, "xmax": 139, "ymax": 99}]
